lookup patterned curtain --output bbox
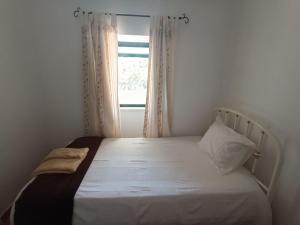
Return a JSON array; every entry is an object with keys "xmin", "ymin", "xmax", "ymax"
[
  {"xmin": 143, "ymin": 16, "xmax": 177, "ymax": 137},
  {"xmin": 81, "ymin": 13, "xmax": 121, "ymax": 137}
]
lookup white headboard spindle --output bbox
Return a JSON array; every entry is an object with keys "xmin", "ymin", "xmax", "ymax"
[{"xmin": 215, "ymin": 108, "xmax": 281, "ymax": 201}]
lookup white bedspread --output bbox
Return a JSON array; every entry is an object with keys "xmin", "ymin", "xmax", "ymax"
[{"xmin": 73, "ymin": 137, "xmax": 271, "ymax": 225}]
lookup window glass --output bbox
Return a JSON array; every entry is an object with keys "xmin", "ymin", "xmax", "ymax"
[{"xmin": 118, "ymin": 35, "xmax": 149, "ymax": 107}]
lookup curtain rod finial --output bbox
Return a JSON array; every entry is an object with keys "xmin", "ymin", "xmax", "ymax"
[
  {"xmin": 182, "ymin": 13, "xmax": 190, "ymax": 24},
  {"xmin": 73, "ymin": 7, "xmax": 81, "ymax": 18},
  {"xmin": 178, "ymin": 13, "xmax": 189, "ymax": 24}
]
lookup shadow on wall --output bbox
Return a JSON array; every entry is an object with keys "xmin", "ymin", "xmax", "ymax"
[
  {"xmin": 272, "ymin": 140, "xmax": 300, "ymax": 225},
  {"xmin": 291, "ymin": 188, "xmax": 300, "ymax": 225}
]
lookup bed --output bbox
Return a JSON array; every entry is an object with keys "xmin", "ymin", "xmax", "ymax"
[{"xmin": 2, "ymin": 108, "xmax": 282, "ymax": 225}]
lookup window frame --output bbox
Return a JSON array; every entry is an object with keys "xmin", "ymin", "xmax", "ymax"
[{"xmin": 118, "ymin": 40, "xmax": 149, "ymax": 108}]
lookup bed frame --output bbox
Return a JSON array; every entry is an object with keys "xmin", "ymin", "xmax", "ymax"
[{"xmin": 215, "ymin": 108, "xmax": 281, "ymax": 201}]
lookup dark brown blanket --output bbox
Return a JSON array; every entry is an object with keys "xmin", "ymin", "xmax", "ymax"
[{"xmin": 1, "ymin": 136, "xmax": 103, "ymax": 225}]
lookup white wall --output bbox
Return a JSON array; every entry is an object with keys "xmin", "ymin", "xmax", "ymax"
[
  {"xmin": 32, "ymin": 0, "xmax": 236, "ymax": 140},
  {"xmin": 120, "ymin": 108, "xmax": 145, "ymax": 137},
  {"xmin": 222, "ymin": 0, "xmax": 300, "ymax": 224},
  {"xmin": 0, "ymin": 0, "xmax": 48, "ymax": 212},
  {"xmin": 33, "ymin": 0, "xmax": 85, "ymax": 148}
]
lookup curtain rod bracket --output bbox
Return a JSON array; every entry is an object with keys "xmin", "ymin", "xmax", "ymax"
[{"xmin": 73, "ymin": 7, "xmax": 92, "ymax": 18}]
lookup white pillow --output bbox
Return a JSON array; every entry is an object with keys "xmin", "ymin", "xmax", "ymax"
[{"xmin": 198, "ymin": 119, "xmax": 256, "ymax": 175}]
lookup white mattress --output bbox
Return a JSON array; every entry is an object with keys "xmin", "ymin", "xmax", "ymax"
[{"xmin": 73, "ymin": 137, "xmax": 271, "ymax": 225}]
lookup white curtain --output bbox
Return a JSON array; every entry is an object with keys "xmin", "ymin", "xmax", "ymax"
[
  {"xmin": 81, "ymin": 13, "xmax": 121, "ymax": 137},
  {"xmin": 143, "ymin": 16, "xmax": 177, "ymax": 137}
]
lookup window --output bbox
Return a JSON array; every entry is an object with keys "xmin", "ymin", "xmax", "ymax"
[{"xmin": 118, "ymin": 35, "xmax": 149, "ymax": 107}]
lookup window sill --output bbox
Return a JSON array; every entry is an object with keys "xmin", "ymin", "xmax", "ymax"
[{"xmin": 120, "ymin": 107, "xmax": 145, "ymax": 111}]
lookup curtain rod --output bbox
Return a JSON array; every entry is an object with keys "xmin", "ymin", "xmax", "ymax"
[{"xmin": 73, "ymin": 7, "xmax": 190, "ymax": 24}]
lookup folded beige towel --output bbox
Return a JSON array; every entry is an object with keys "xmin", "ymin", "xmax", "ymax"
[
  {"xmin": 44, "ymin": 147, "xmax": 89, "ymax": 161},
  {"xmin": 32, "ymin": 158, "xmax": 85, "ymax": 177},
  {"xmin": 31, "ymin": 147, "xmax": 89, "ymax": 177}
]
